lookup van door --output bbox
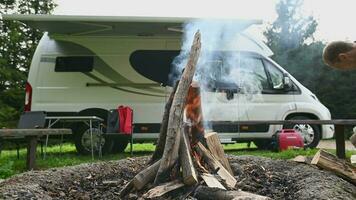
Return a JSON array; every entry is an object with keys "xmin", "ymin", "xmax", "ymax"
[
  {"xmin": 240, "ymin": 58, "xmax": 298, "ymax": 138},
  {"xmin": 201, "ymin": 55, "xmax": 269, "ymax": 139},
  {"xmin": 233, "ymin": 56, "xmax": 271, "ymax": 137}
]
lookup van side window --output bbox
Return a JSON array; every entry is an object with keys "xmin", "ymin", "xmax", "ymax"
[
  {"xmin": 130, "ymin": 50, "xmax": 180, "ymax": 86},
  {"xmin": 264, "ymin": 60, "xmax": 284, "ymax": 89},
  {"xmin": 55, "ymin": 56, "xmax": 94, "ymax": 72},
  {"xmin": 239, "ymin": 57, "xmax": 269, "ymax": 90}
]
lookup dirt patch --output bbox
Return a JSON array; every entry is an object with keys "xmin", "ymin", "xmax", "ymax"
[{"xmin": 0, "ymin": 155, "xmax": 355, "ymax": 200}]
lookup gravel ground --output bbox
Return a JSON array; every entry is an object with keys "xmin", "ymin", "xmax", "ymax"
[
  {"xmin": 0, "ymin": 155, "xmax": 355, "ymax": 200},
  {"xmin": 317, "ymin": 140, "xmax": 356, "ymax": 151}
]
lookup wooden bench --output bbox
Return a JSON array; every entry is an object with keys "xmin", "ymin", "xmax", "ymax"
[{"xmin": 0, "ymin": 128, "xmax": 72, "ymax": 170}]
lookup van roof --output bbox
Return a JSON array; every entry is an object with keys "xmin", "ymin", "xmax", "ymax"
[
  {"xmin": 1, "ymin": 14, "xmax": 261, "ymax": 37},
  {"xmin": 1, "ymin": 14, "xmax": 273, "ymax": 56}
]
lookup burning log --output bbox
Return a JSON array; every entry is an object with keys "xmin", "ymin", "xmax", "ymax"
[
  {"xmin": 120, "ymin": 30, "xmax": 265, "ymax": 199},
  {"xmin": 154, "ymin": 31, "xmax": 201, "ymax": 184},
  {"xmin": 195, "ymin": 142, "xmax": 237, "ymax": 188},
  {"xmin": 205, "ymin": 132, "xmax": 234, "ymax": 175},
  {"xmin": 184, "ymin": 83, "xmax": 205, "ymax": 145}
]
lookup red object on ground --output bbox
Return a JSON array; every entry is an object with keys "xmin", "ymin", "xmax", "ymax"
[
  {"xmin": 278, "ymin": 129, "xmax": 304, "ymax": 151},
  {"xmin": 118, "ymin": 106, "xmax": 133, "ymax": 135}
]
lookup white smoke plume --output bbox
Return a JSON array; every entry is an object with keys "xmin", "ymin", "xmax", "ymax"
[{"xmin": 170, "ymin": 19, "xmax": 264, "ymax": 124}]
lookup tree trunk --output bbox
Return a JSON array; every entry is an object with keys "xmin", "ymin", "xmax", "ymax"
[
  {"xmin": 154, "ymin": 31, "xmax": 201, "ymax": 184},
  {"xmin": 150, "ymin": 80, "xmax": 180, "ymax": 163}
]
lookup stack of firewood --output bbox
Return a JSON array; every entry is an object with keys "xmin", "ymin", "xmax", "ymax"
[{"xmin": 120, "ymin": 31, "xmax": 269, "ymax": 200}]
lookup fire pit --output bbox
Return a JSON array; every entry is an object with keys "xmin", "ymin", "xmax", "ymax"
[{"xmin": 0, "ymin": 156, "xmax": 355, "ymax": 200}]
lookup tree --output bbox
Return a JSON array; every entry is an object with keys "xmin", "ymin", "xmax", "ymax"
[
  {"xmin": 264, "ymin": 0, "xmax": 356, "ymax": 123},
  {"xmin": 0, "ymin": 0, "xmax": 56, "ymax": 127},
  {"xmin": 264, "ymin": 0, "xmax": 317, "ymax": 54}
]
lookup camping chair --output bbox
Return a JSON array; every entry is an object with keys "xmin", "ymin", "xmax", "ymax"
[{"xmin": 107, "ymin": 106, "xmax": 134, "ymax": 155}]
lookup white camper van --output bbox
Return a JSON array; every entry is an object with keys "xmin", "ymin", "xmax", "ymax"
[{"xmin": 2, "ymin": 15, "xmax": 334, "ymax": 154}]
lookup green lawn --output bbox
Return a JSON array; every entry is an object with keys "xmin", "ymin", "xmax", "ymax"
[{"xmin": 0, "ymin": 142, "xmax": 355, "ymax": 179}]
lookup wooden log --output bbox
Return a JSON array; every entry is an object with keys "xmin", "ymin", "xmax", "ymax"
[
  {"xmin": 26, "ymin": 136, "xmax": 38, "ymax": 170},
  {"xmin": 150, "ymin": 80, "xmax": 180, "ymax": 163},
  {"xmin": 180, "ymin": 127, "xmax": 198, "ymax": 185},
  {"xmin": 311, "ymin": 150, "xmax": 356, "ymax": 185},
  {"xmin": 201, "ymin": 173, "xmax": 226, "ymax": 190},
  {"xmin": 154, "ymin": 31, "xmax": 201, "ymax": 184},
  {"xmin": 205, "ymin": 132, "xmax": 233, "ymax": 175},
  {"xmin": 194, "ymin": 186, "xmax": 271, "ymax": 200},
  {"xmin": 350, "ymin": 132, "xmax": 356, "ymax": 148},
  {"xmin": 351, "ymin": 155, "xmax": 356, "ymax": 165},
  {"xmin": 119, "ymin": 180, "xmax": 134, "ymax": 198},
  {"xmin": 143, "ymin": 180, "xmax": 185, "ymax": 199},
  {"xmin": 132, "ymin": 160, "xmax": 161, "ymax": 190},
  {"xmin": 195, "ymin": 142, "xmax": 237, "ymax": 188},
  {"xmin": 291, "ymin": 155, "xmax": 308, "ymax": 163}
]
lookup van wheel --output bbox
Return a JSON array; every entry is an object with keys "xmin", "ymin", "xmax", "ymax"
[
  {"xmin": 111, "ymin": 136, "xmax": 129, "ymax": 153},
  {"xmin": 253, "ymin": 140, "xmax": 272, "ymax": 150},
  {"xmin": 284, "ymin": 116, "xmax": 321, "ymax": 148},
  {"xmin": 74, "ymin": 123, "xmax": 113, "ymax": 155}
]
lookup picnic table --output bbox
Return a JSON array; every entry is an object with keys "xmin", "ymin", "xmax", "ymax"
[
  {"xmin": 0, "ymin": 128, "xmax": 72, "ymax": 170},
  {"xmin": 45, "ymin": 116, "xmax": 104, "ymax": 159}
]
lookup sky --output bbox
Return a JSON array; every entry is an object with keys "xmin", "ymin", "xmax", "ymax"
[{"xmin": 53, "ymin": 0, "xmax": 356, "ymax": 42}]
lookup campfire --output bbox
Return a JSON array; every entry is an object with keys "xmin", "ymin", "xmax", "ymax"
[{"xmin": 119, "ymin": 31, "xmax": 270, "ymax": 200}]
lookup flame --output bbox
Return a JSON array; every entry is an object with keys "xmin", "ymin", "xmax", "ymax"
[
  {"xmin": 184, "ymin": 83, "xmax": 205, "ymax": 145},
  {"xmin": 192, "ymin": 149, "xmax": 209, "ymax": 173}
]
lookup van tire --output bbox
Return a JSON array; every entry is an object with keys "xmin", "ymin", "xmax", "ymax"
[
  {"xmin": 74, "ymin": 108, "xmax": 113, "ymax": 155},
  {"xmin": 74, "ymin": 123, "xmax": 113, "ymax": 155},
  {"xmin": 284, "ymin": 116, "xmax": 321, "ymax": 148}
]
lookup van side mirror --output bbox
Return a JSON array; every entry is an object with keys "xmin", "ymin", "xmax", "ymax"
[{"xmin": 283, "ymin": 74, "xmax": 293, "ymax": 91}]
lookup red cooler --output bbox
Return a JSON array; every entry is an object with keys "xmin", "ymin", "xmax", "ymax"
[{"xmin": 277, "ymin": 129, "xmax": 304, "ymax": 151}]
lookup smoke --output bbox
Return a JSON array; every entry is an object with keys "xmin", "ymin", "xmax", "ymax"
[{"xmin": 171, "ymin": 19, "xmax": 264, "ymax": 124}]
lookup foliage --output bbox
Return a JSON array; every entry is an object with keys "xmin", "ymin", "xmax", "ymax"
[
  {"xmin": 0, "ymin": 0, "xmax": 56, "ymax": 127},
  {"xmin": 0, "ymin": 160, "xmax": 14, "ymax": 179},
  {"xmin": 264, "ymin": 0, "xmax": 356, "ymax": 120}
]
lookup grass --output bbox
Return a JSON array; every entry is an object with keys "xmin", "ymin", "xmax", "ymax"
[{"xmin": 0, "ymin": 141, "xmax": 355, "ymax": 179}]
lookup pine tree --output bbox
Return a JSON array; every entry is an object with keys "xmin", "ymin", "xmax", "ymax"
[{"xmin": 0, "ymin": 0, "xmax": 56, "ymax": 127}]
